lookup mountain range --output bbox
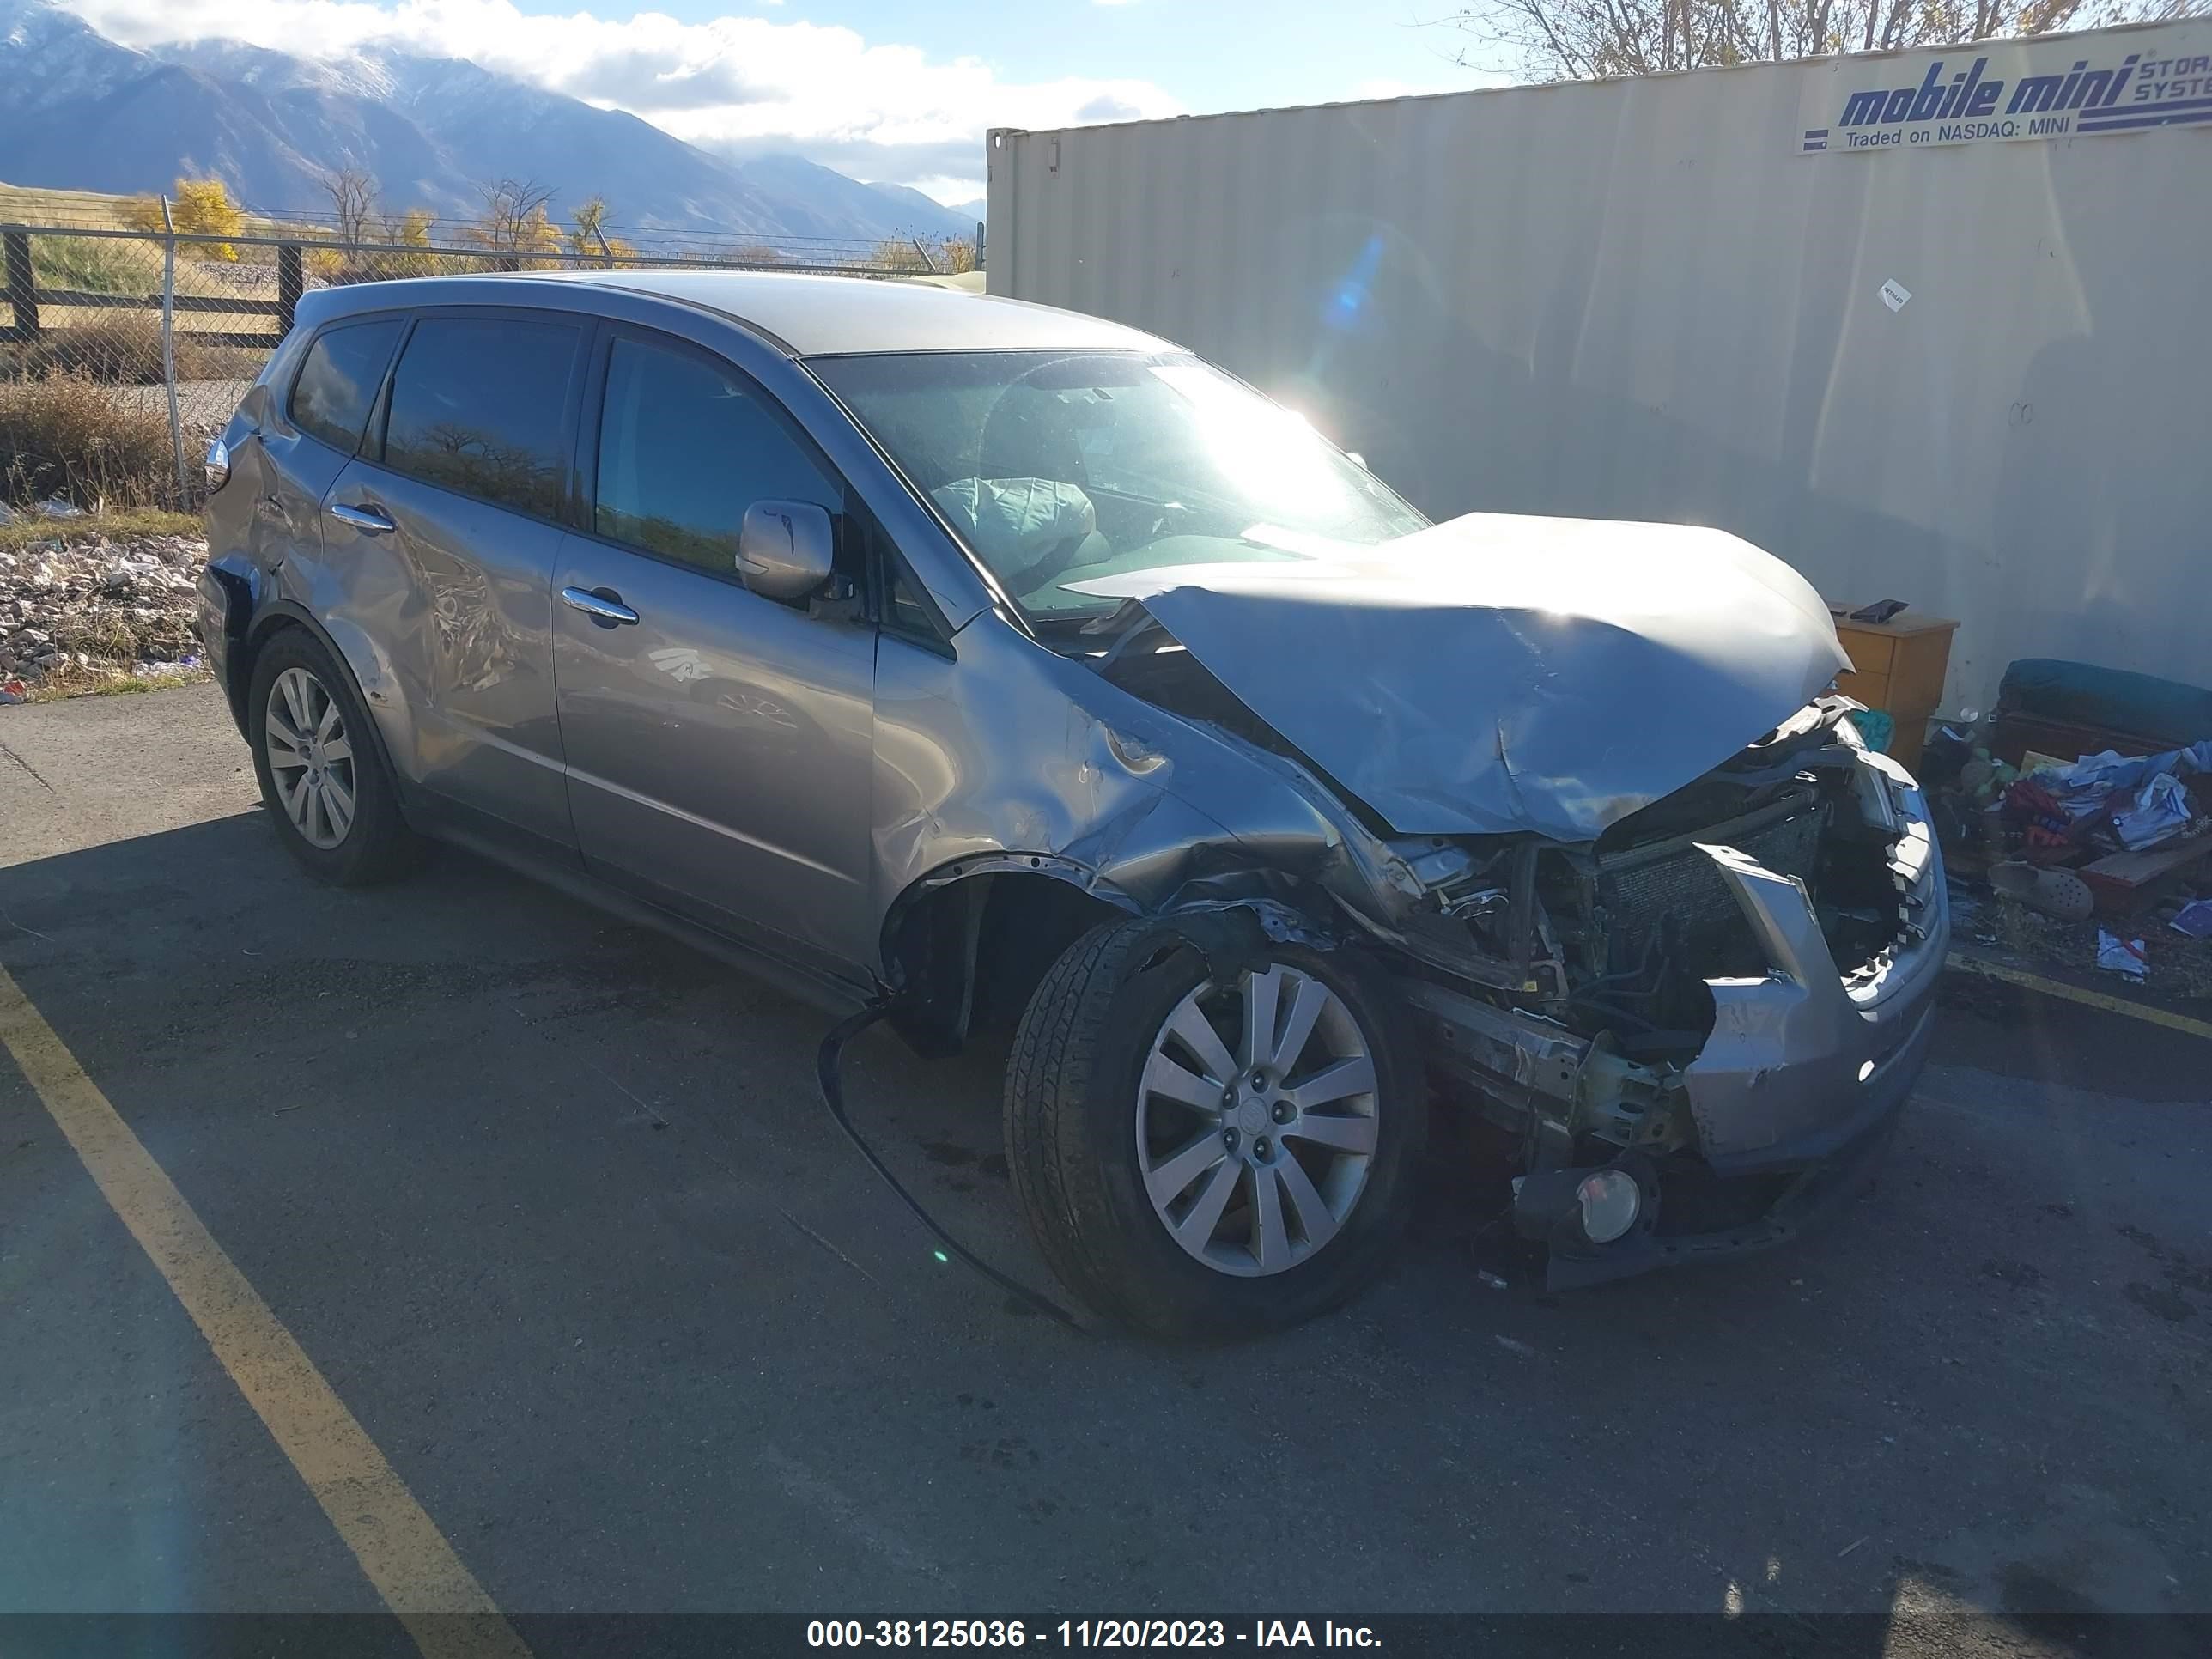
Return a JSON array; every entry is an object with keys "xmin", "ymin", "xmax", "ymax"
[{"xmin": 0, "ymin": 0, "xmax": 979, "ymax": 247}]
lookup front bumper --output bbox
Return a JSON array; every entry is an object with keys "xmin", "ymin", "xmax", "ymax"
[
  {"xmin": 1542, "ymin": 980, "xmax": 1935, "ymax": 1290},
  {"xmin": 1413, "ymin": 750, "xmax": 1948, "ymax": 1289}
]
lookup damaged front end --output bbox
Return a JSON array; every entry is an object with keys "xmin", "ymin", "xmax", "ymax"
[
  {"xmin": 1391, "ymin": 706, "xmax": 1946, "ymax": 1287},
  {"xmin": 1079, "ymin": 634, "xmax": 1943, "ymax": 1291},
  {"xmin": 1004, "ymin": 514, "xmax": 1947, "ymax": 1291}
]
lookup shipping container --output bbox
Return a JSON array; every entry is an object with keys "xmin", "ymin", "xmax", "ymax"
[{"xmin": 986, "ymin": 21, "xmax": 2212, "ymax": 711}]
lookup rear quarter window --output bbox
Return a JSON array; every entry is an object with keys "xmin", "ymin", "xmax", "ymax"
[
  {"xmin": 289, "ymin": 319, "xmax": 403, "ymax": 455},
  {"xmin": 381, "ymin": 315, "xmax": 581, "ymax": 519}
]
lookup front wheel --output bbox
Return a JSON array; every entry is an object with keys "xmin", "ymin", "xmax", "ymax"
[{"xmin": 1004, "ymin": 917, "xmax": 1423, "ymax": 1340}]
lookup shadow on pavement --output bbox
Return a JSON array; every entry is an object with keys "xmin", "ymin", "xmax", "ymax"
[{"xmin": 1, "ymin": 808, "xmax": 2206, "ymax": 1628}]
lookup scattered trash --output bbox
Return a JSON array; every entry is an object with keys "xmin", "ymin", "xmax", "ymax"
[
  {"xmin": 1494, "ymin": 1334, "xmax": 1537, "ymax": 1358},
  {"xmin": 0, "ymin": 679, "xmax": 23, "ymax": 705},
  {"xmin": 2170, "ymin": 899, "xmax": 2212, "ymax": 940},
  {"xmin": 1990, "ymin": 860, "xmax": 2094, "ymax": 921},
  {"xmin": 2033, "ymin": 743, "xmax": 2212, "ymax": 841},
  {"xmin": 34, "ymin": 498, "xmax": 86, "ymax": 520},
  {"xmin": 2095, "ymin": 929, "xmax": 2148, "ymax": 980},
  {"xmin": 2112, "ymin": 770, "xmax": 2195, "ymax": 851},
  {"xmin": 1476, "ymin": 1270, "xmax": 1510, "ymax": 1292},
  {"xmin": 1847, "ymin": 708, "xmax": 1893, "ymax": 753},
  {"xmin": 1837, "ymin": 1537, "xmax": 1869, "ymax": 1559}
]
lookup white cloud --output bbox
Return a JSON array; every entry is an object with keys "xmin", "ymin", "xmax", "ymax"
[{"xmin": 54, "ymin": 0, "xmax": 1182, "ymax": 199}]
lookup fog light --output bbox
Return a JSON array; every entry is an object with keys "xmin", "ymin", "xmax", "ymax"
[{"xmin": 1577, "ymin": 1170, "xmax": 1641, "ymax": 1244}]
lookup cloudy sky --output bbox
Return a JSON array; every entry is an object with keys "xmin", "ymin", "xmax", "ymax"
[{"xmin": 56, "ymin": 0, "xmax": 1513, "ymax": 204}]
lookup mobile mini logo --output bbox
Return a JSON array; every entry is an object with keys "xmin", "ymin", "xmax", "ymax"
[{"xmin": 1801, "ymin": 36, "xmax": 2212, "ymax": 153}]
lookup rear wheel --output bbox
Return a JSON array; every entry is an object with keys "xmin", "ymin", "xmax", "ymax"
[
  {"xmin": 246, "ymin": 629, "xmax": 421, "ymax": 885},
  {"xmin": 1005, "ymin": 917, "xmax": 1422, "ymax": 1340}
]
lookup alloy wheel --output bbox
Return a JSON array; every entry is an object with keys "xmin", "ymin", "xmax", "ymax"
[
  {"xmin": 1135, "ymin": 963, "xmax": 1380, "ymax": 1278},
  {"xmin": 264, "ymin": 666, "xmax": 357, "ymax": 850}
]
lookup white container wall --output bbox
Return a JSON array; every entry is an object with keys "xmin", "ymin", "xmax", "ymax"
[{"xmin": 987, "ymin": 21, "xmax": 2212, "ymax": 712}]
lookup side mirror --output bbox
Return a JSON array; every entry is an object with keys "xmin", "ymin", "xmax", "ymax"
[{"xmin": 737, "ymin": 500, "xmax": 835, "ymax": 601}]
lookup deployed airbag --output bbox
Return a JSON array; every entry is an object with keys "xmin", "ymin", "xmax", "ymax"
[{"xmin": 933, "ymin": 477, "xmax": 1097, "ymax": 587}]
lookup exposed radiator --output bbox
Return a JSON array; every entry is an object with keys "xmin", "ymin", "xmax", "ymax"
[{"xmin": 1595, "ymin": 791, "xmax": 1829, "ymax": 981}]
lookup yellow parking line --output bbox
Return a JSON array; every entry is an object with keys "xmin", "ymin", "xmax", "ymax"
[
  {"xmin": 1946, "ymin": 951, "xmax": 2212, "ymax": 1042},
  {"xmin": 0, "ymin": 963, "xmax": 531, "ymax": 1659}
]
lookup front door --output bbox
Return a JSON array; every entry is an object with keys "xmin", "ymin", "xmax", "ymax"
[{"xmin": 551, "ymin": 325, "xmax": 877, "ymax": 977}]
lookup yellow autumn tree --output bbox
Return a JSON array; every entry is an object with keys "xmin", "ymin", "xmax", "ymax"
[
  {"xmin": 383, "ymin": 208, "xmax": 442, "ymax": 277},
  {"xmin": 563, "ymin": 196, "xmax": 637, "ymax": 264},
  {"xmin": 172, "ymin": 179, "xmax": 245, "ymax": 261},
  {"xmin": 124, "ymin": 179, "xmax": 245, "ymax": 259}
]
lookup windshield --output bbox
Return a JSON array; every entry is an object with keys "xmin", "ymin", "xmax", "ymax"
[{"xmin": 811, "ymin": 349, "xmax": 1427, "ymax": 620}]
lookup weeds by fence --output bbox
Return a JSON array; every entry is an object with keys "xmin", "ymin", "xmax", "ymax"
[{"xmin": 1, "ymin": 219, "xmax": 921, "ymax": 513}]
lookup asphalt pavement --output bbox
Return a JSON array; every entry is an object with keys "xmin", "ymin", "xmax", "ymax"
[{"xmin": 2, "ymin": 684, "xmax": 2208, "ymax": 1645}]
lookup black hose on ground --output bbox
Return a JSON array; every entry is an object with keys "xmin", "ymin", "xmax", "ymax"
[{"xmin": 816, "ymin": 1001, "xmax": 1086, "ymax": 1333}]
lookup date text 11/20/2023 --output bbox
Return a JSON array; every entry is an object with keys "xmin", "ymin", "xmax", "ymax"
[{"xmin": 806, "ymin": 1620, "xmax": 1382, "ymax": 1648}]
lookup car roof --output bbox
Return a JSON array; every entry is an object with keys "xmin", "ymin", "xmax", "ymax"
[{"xmin": 321, "ymin": 268, "xmax": 1176, "ymax": 358}]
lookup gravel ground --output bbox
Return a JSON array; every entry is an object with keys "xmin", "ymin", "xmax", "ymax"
[{"xmin": 0, "ymin": 523, "xmax": 207, "ymax": 694}]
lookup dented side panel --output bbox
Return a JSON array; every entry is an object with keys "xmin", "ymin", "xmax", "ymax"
[{"xmin": 868, "ymin": 622, "xmax": 1419, "ymax": 972}]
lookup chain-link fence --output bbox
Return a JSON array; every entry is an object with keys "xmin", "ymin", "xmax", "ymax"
[{"xmin": 1, "ymin": 222, "xmax": 918, "ymax": 514}]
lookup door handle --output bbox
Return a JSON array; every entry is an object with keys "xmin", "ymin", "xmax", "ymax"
[
  {"xmin": 562, "ymin": 586, "xmax": 640, "ymax": 627},
  {"xmin": 329, "ymin": 501, "xmax": 395, "ymax": 534}
]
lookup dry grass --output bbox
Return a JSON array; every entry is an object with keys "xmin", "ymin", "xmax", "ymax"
[
  {"xmin": 0, "ymin": 507, "xmax": 201, "ymax": 551},
  {"xmin": 4, "ymin": 314, "xmax": 270, "ymax": 386},
  {"xmin": 0, "ymin": 374, "xmax": 180, "ymax": 508},
  {"xmin": 19, "ymin": 664, "xmax": 213, "ymax": 702},
  {"xmin": 28, "ymin": 229, "xmax": 167, "ymax": 296},
  {"xmin": 0, "ymin": 181, "xmax": 147, "ymax": 230},
  {"xmin": 12, "ymin": 312, "xmax": 167, "ymax": 383},
  {"xmin": 0, "ymin": 179, "xmax": 299, "ymax": 240}
]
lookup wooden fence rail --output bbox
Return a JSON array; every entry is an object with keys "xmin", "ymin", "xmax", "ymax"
[{"xmin": 0, "ymin": 228, "xmax": 303, "ymax": 350}]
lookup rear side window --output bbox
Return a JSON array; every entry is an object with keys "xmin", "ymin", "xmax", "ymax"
[
  {"xmin": 382, "ymin": 316, "xmax": 580, "ymax": 519},
  {"xmin": 593, "ymin": 336, "xmax": 842, "ymax": 575},
  {"xmin": 289, "ymin": 319, "xmax": 401, "ymax": 454}
]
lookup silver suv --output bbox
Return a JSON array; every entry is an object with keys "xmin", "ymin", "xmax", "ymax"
[{"xmin": 198, "ymin": 270, "xmax": 1947, "ymax": 1338}]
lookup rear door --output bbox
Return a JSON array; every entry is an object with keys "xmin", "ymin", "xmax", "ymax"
[
  {"xmin": 246, "ymin": 314, "xmax": 404, "ymax": 575},
  {"xmin": 319, "ymin": 309, "xmax": 586, "ymax": 857},
  {"xmin": 551, "ymin": 325, "xmax": 877, "ymax": 976}
]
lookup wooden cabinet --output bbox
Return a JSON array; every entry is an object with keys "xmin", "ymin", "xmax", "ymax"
[{"xmin": 1828, "ymin": 610, "xmax": 1959, "ymax": 771}]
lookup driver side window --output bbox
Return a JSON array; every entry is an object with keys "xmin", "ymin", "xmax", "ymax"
[{"xmin": 592, "ymin": 337, "xmax": 843, "ymax": 578}]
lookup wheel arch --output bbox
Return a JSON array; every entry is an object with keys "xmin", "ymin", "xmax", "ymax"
[
  {"xmin": 239, "ymin": 602, "xmax": 418, "ymax": 781},
  {"xmin": 878, "ymin": 850, "xmax": 1356, "ymax": 1060},
  {"xmin": 879, "ymin": 856, "xmax": 1138, "ymax": 1058}
]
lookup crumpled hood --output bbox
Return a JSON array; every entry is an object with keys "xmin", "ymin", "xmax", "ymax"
[{"xmin": 1072, "ymin": 512, "xmax": 1850, "ymax": 842}]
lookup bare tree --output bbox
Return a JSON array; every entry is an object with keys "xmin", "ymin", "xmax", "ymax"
[
  {"xmin": 471, "ymin": 178, "xmax": 558, "ymax": 253},
  {"xmin": 1430, "ymin": 0, "xmax": 2204, "ymax": 81},
  {"xmin": 316, "ymin": 165, "xmax": 380, "ymax": 251}
]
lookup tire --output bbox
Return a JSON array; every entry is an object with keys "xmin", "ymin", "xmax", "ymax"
[
  {"xmin": 1005, "ymin": 916, "xmax": 1424, "ymax": 1340},
  {"xmin": 246, "ymin": 627, "xmax": 422, "ymax": 885}
]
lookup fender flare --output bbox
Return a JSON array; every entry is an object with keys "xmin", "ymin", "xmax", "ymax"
[
  {"xmin": 243, "ymin": 600, "xmax": 418, "ymax": 780},
  {"xmin": 876, "ymin": 851, "xmax": 1346, "ymax": 1057}
]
